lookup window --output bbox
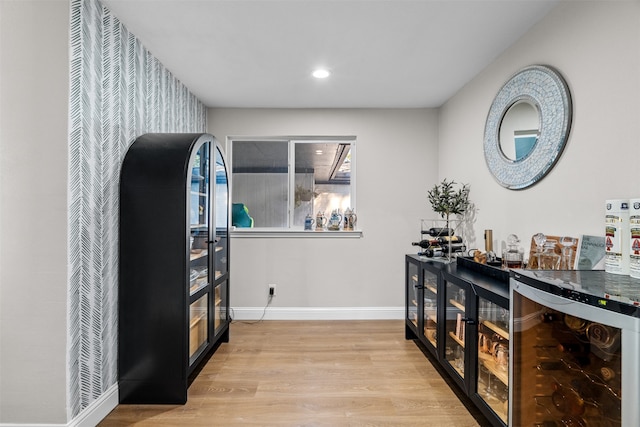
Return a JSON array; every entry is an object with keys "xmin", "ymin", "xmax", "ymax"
[{"xmin": 230, "ymin": 137, "xmax": 355, "ymax": 230}]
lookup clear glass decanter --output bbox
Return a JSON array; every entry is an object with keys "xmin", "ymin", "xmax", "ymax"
[
  {"xmin": 539, "ymin": 240, "xmax": 561, "ymax": 270},
  {"xmin": 502, "ymin": 234, "xmax": 524, "ymax": 269}
]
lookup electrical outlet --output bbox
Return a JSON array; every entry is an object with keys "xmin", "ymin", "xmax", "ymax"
[{"xmin": 268, "ymin": 284, "xmax": 276, "ymax": 297}]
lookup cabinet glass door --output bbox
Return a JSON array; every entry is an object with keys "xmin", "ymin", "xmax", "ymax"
[
  {"xmin": 189, "ymin": 294, "xmax": 208, "ymax": 362},
  {"xmin": 214, "ymin": 281, "xmax": 227, "ymax": 334},
  {"xmin": 213, "ymin": 145, "xmax": 229, "ymax": 335},
  {"xmin": 477, "ymin": 297, "xmax": 509, "ymax": 424},
  {"xmin": 214, "ymin": 146, "xmax": 228, "ymax": 281},
  {"xmin": 423, "ymin": 269, "xmax": 438, "ymax": 347},
  {"xmin": 407, "ymin": 262, "xmax": 419, "ymax": 330},
  {"xmin": 189, "ymin": 141, "xmax": 210, "ymax": 296},
  {"xmin": 189, "ymin": 142, "xmax": 211, "ymax": 360},
  {"xmin": 445, "ymin": 281, "xmax": 467, "ymax": 379}
]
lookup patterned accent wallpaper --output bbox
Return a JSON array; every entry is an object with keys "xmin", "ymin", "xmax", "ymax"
[{"xmin": 68, "ymin": 0, "xmax": 207, "ymax": 416}]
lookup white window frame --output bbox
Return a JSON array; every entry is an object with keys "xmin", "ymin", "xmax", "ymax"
[{"xmin": 229, "ymin": 136, "xmax": 361, "ymax": 238}]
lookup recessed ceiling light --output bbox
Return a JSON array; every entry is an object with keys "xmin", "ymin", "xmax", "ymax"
[
  {"xmin": 315, "ymin": 150, "xmax": 324, "ymax": 155},
  {"xmin": 312, "ymin": 69, "xmax": 330, "ymax": 79}
]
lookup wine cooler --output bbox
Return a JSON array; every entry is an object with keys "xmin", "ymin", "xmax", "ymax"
[{"xmin": 510, "ymin": 270, "xmax": 640, "ymax": 427}]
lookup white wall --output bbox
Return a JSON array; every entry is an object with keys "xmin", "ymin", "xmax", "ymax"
[
  {"xmin": 438, "ymin": 1, "xmax": 640, "ymax": 259},
  {"xmin": 0, "ymin": 0, "xmax": 70, "ymax": 423},
  {"xmin": 208, "ymin": 109, "xmax": 438, "ymax": 317}
]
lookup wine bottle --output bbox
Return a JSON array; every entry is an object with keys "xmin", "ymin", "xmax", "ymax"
[
  {"xmin": 421, "ymin": 227, "xmax": 453, "ymax": 237},
  {"xmin": 412, "ymin": 236, "xmax": 463, "ymax": 248},
  {"xmin": 412, "ymin": 240, "xmax": 435, "ymax": 249},
  {"xmin": 422, "ymin": 243, "xmax": 466, "ymax": 257},
  {"xmin": 435, "ymin": 235, "xmax": 463, "ymax": 244},
  {"xmin": 557, "ymin": 342, "xmax": 591, "ymax": 366},
  {"xmin": 557, "ymin": 342, "xmax": 585, "ymax": 353},
  {"xmin": 539, "ymin": 312, "xmax": 560, "ymax": 323}
]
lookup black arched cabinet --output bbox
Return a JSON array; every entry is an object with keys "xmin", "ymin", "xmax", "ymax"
[{"xmin": 119, "ymin": 133, "xmax": 230, "ymax": 404}]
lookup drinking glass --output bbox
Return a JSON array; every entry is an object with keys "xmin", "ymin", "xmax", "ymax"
[{"xmin": 480, "ymin": 365, "xmax": 493, "ymax": 398}]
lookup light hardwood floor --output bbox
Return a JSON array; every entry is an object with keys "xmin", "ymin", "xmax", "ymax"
[{"xmin": 99, "ymin": 320, "xmax": 487, "ymax": 426}]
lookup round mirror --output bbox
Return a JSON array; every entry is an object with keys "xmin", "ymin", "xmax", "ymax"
[
  {"xmin": 484, "ymin": 65, "xmax": 572, "ymax": 190},
  {"xmin": 499, "ymin": 100, "xmax": 540, "ymax": 161}
]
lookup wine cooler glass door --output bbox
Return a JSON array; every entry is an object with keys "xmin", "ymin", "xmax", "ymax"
[{"xmin": 511, "ymin": 281, "xmax": 640, "ymax": 427}]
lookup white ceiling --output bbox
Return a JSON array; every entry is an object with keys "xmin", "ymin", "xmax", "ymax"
[{"xmin": 101, "ymin": 0, "xmax": 558, "ymax": 109}]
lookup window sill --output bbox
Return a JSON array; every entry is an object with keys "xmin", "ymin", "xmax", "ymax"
[{"xmin": 231, "ymin": 228, "xmax": 363, "ymax": 238}]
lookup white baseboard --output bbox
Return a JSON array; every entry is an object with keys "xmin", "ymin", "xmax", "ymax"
[
  {"xmin": 0, "ymin": 384, "xmax": 118, "ymax": 427},
  {"xmin": 230, "ymin": 306, "xmax": 404, "ymax": 321},
  {"xmin": 68, "ymin": 383, "xmax": 118, "ymax": 427}
]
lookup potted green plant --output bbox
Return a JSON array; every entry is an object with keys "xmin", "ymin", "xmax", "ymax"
[{"xmin": 427, "ymin": 178, "xmax": 470, "ymax": 241}]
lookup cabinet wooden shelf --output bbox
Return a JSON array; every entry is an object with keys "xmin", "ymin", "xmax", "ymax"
[
  {"xmin": 449, "ymin": 299, "xmax": 465, "ymax": 312},
  {"xmin": 482, "ymin": 320, "xmax": 509, "ymax": 341},
  {"xmin": 190, "ymin": 250, "xmax": 208, "ymax": 261},
  {"xmin": 449, "ymin": 331, "xmax": 465, "ymax": 348},
  {"xmin": 119, "ymin": 133, "xmax": 230, "ymax": 405},
  {"xmin": 425, "ymin": 333, "xmax": 436, "ymax": 346},
  {"xmin": 424, "ymin": 309, "xmax": 437, "ymax": 323},
  {"xmin": 189, "ymin": 281, "xmax": 208, "ymax": 295},
  {"xmin": 189, "ymin": 311, "xmax": 207, "ymax": 328},
  {"xmin": 478, "ymin": 352, "xmax": 509, "ymax": 386}
]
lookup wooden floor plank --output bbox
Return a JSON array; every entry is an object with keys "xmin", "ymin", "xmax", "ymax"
[{"xmin": 99, "ymin": 320, "xmax": 485, "ymax": 426}]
